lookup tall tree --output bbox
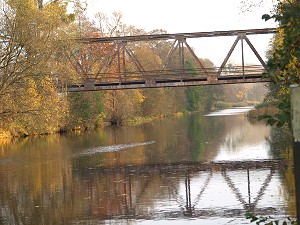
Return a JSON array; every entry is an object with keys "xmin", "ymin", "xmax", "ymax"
[
  {"xmin": 259, "ymin": 0, "xmax": 300, "ymax": 127},
  {"xmin": 0, "ymin": 0, "xmax": 77, "ymax": 135}
]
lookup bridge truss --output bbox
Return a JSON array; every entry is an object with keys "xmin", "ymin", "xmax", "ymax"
[{"xmin": 69, "ymin": 28, "xmax": 277, "ymax": 92}]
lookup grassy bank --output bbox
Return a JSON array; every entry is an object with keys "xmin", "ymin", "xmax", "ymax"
[
  {"xmin": 125, "ymin": 112, "xmax": 184, "ymax": 126},
  {"xmin": 213, "ymin": 101, "xmax": 261, "ymax": 110}
]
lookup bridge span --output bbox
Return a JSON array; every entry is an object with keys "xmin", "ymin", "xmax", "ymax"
[{"xmin": 68, "ymin": 28, "xmax": 276, "ymax": 92}]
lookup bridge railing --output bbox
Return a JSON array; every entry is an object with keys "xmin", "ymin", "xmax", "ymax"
[{"xmin": 72, "ymin": 65, "xmax": 266, "ymax": 83}]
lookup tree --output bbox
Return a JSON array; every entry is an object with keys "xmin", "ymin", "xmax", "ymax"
[
  {"xmin": 67, "ymin": 91, "xmax": 105, "ymax": 129},
  {"xmin": 259, "ymin": 0, "xmax": 300, "ymax": 127},
  {"xmin": 185, "ymin": 60, "xmax": 203, "ymax": 111},
  {"xmin": 104, "ymin": 89, "xmax": 144, "ymax": 124},
  {"xmin": 0, "ymin": 0, "xmax": 77, "ymax": 135}
]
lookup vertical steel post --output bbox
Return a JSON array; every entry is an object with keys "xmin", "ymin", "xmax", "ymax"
[
  {"xmin": 178, "ymin": 36, "xmax": 185, "ymax": 81},
  {"xmin": 180, "ymin": 40, "xmax": 185, "ymax": 70},
  {"xmin": 185, "ymin": 174, "xmax": 192, "ymax": 216},
  {"xmin": 247, "ymin": 168, "xmax": 251, "ymax": 206},
  {"xmin": 122, "ymin": 42, "xmax": 126, "ymax": 80},
  {"xmin": 117, "ymin": 42, "xmax": 121, "ymax": 84},
  {"xmin": 291, "ymin": 84, "xmax": 300, "ymax": 223},
  {"xmin": 241, "ymin": 33, "xmax": 245, "ymax": 78}
]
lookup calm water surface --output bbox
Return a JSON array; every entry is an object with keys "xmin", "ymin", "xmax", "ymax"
[{"xmin": 0, "ymin": 107, "xmax": 295, "ymax": 224}]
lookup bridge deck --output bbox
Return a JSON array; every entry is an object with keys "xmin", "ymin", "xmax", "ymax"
[{"xmin": 68, "ymin": 73, "xmax": 272, "ymax": 91}]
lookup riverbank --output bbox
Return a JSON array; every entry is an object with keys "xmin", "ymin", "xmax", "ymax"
[
  {"xmin": 0, "ymin": 101, "xmax": 260, "ymax": 140},
  {"xmin": 213, "ymin": 101, "xmax": 260, "ymax": 110},
  {"xmin": 247, "ymin": 106, "xmax": 278, "ymax": 118}
]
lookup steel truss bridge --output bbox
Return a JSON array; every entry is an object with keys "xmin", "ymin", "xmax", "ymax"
[{"xmin": 69, "ymin": 28, "xmax": 277, "ymax": 92}]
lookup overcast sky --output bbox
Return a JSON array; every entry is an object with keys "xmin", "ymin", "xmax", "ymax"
[{"xmin": 85, "ymin": 0, "xmax": 277, "ymax": 66}]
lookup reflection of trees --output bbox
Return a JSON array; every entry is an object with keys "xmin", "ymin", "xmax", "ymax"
[
  {"xmin": 72, "ymin": 126, "xmax": 147, "ymax": 168},
  {"xmin": 265, "ymin": 126, "xmax": 295, "ymax": 216},
  {"xmin": 0, "ymin": 135, "xmax": 74, "ymax": 224},
  {"xmin": 219, "ymin": 115, "xmax": 270, "ymax": 154},
  {"xmin": 142, "ymin": 113, "xmax": 225, "ymax": 164},
  {"xmin": 70, "ymin": 111, "xmax": 272, "ymax": 167},
  {"xmin": 267, "ymin": 126, "xmax": 292, "ymax": 158}
]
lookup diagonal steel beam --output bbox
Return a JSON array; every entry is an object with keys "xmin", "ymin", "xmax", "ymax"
[
  {"xmin": 252, "ymin": 168, "xmax": 275, "ymax": 207},
  {"xmin": 243, "ymin": 35, "xmax": 267, "ymax": 69},
  {"xmin": 74, "ymin": 58, "xmax": 87, "ymax": 75},
  {"xmin": 98, "ymin": 44, "xmax": 120, "ymax": 80},
  {"xmin": 192, "ymin": 170, "xmax": 213, "ymax": 207},
  {"xmin": 95, "ymin": 43, "xmax": 117, "ymax": 79},
  {"xmin": 217, "ymin": 35, "xmax": 241, "ymax": 76},
  {"xmin": 222, "ymin": 170, "xmax": 248, "ymax": 207},
  {"xmin": 122, "ymin": 44, "xmax": 127, "ymax": 80},
  {"xmin": 117, "ymin": 43, "xmax": 122, "ymax": 83},
  {"xmin": 71, "ymin": 49, "xmax": 91, "ymax": 75},
  {"xmin": 183, "ymin": 39, "xmax": 209, "ymax": 76},
  {"xmin": 162, "ymin": 39, "xmax": 179, "ymax": 70},
  {"xmin": 124, "ymin": 45, "xmax": 146, "ymax": 72}
]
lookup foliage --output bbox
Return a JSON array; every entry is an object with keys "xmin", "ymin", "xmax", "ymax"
[
  {"xmin": 104, "ymin": 90, "xmax": 144, "ymax": 125},
  {"xmin": 259, "ymin": 0, "xmax": 300, "ymax": 127},
  {"xmin": 262, "ymin": 1, "xmax": 300, "ymax": 84},
  {"xmin": 0, "ymin": 0, "xmax": 77, "ymax": 136},
  {"xmin": 67, "ymin": 91, "xmax": 105, "ymax": 129},
  {"xmin": 246, "ymin": 212, "xmax": 297, "ymax": 224},
  {"xmin": 184, "ymin": 60, "xmax": 204, "ymax": 111}
]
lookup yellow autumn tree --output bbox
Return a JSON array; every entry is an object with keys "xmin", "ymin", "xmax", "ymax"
[{"xmin": 0, "ymin": 0, "xmax": 77, "ymax": 136}]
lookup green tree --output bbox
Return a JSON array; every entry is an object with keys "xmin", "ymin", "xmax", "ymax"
[
  {"xmin": 185, "ymin": 60, "xmax": 203, "ymax": 111},
  {"xmin": 67, "ymin": 92, "xmax": 105, "ymax": 129},
  {"xmin": 259, "ymin": 0, "xmax": 300, "ymax": 127}
]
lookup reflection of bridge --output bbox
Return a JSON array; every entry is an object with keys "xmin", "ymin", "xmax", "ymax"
[
  {"xmin": 75, "ymin": 159, "xmax": 287, "ymax": 221},
  {"xmin": 68, "ymin": 28, "xmax": 276, "ymax": 91}
]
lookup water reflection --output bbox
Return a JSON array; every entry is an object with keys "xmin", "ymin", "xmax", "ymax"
[
  {"xmin": 69, "ymin": 161, "xmax": 286, "ymax": 223},
  {"xmin": 0, "ymin": 108, "xmax": 294, "ymax": 224}
]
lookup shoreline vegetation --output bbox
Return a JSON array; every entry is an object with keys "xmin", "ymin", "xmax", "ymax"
[
  {"xmin": 0, "ymin": 101, "xmax": 260, "ymax": 140},
  {"xmin": 247, "ymin": 106, "xmax": 278, "ymax": 119}
]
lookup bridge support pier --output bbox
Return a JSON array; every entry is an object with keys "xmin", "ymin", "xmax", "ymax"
[{"xmin": 291, "ymin": 85, "xmax": 300, "ymax": 223}]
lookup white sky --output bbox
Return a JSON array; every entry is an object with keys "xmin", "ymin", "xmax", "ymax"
[{"xmin": 85, "ymin": 0, "xmax": 277, "ymax": 66}]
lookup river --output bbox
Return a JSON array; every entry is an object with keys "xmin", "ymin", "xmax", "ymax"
[{"xmin": 0, "ymin": 107, "xmax": 296, "ymax": 224}]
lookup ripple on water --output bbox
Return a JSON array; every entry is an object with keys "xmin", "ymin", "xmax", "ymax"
[
  {"xmin": 74, "ymin": 141, "xmax": 156, "ymax": 157},
  {"xmin": 204, "ymin": 106, "xmax": 254, "ymax": 117}
]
